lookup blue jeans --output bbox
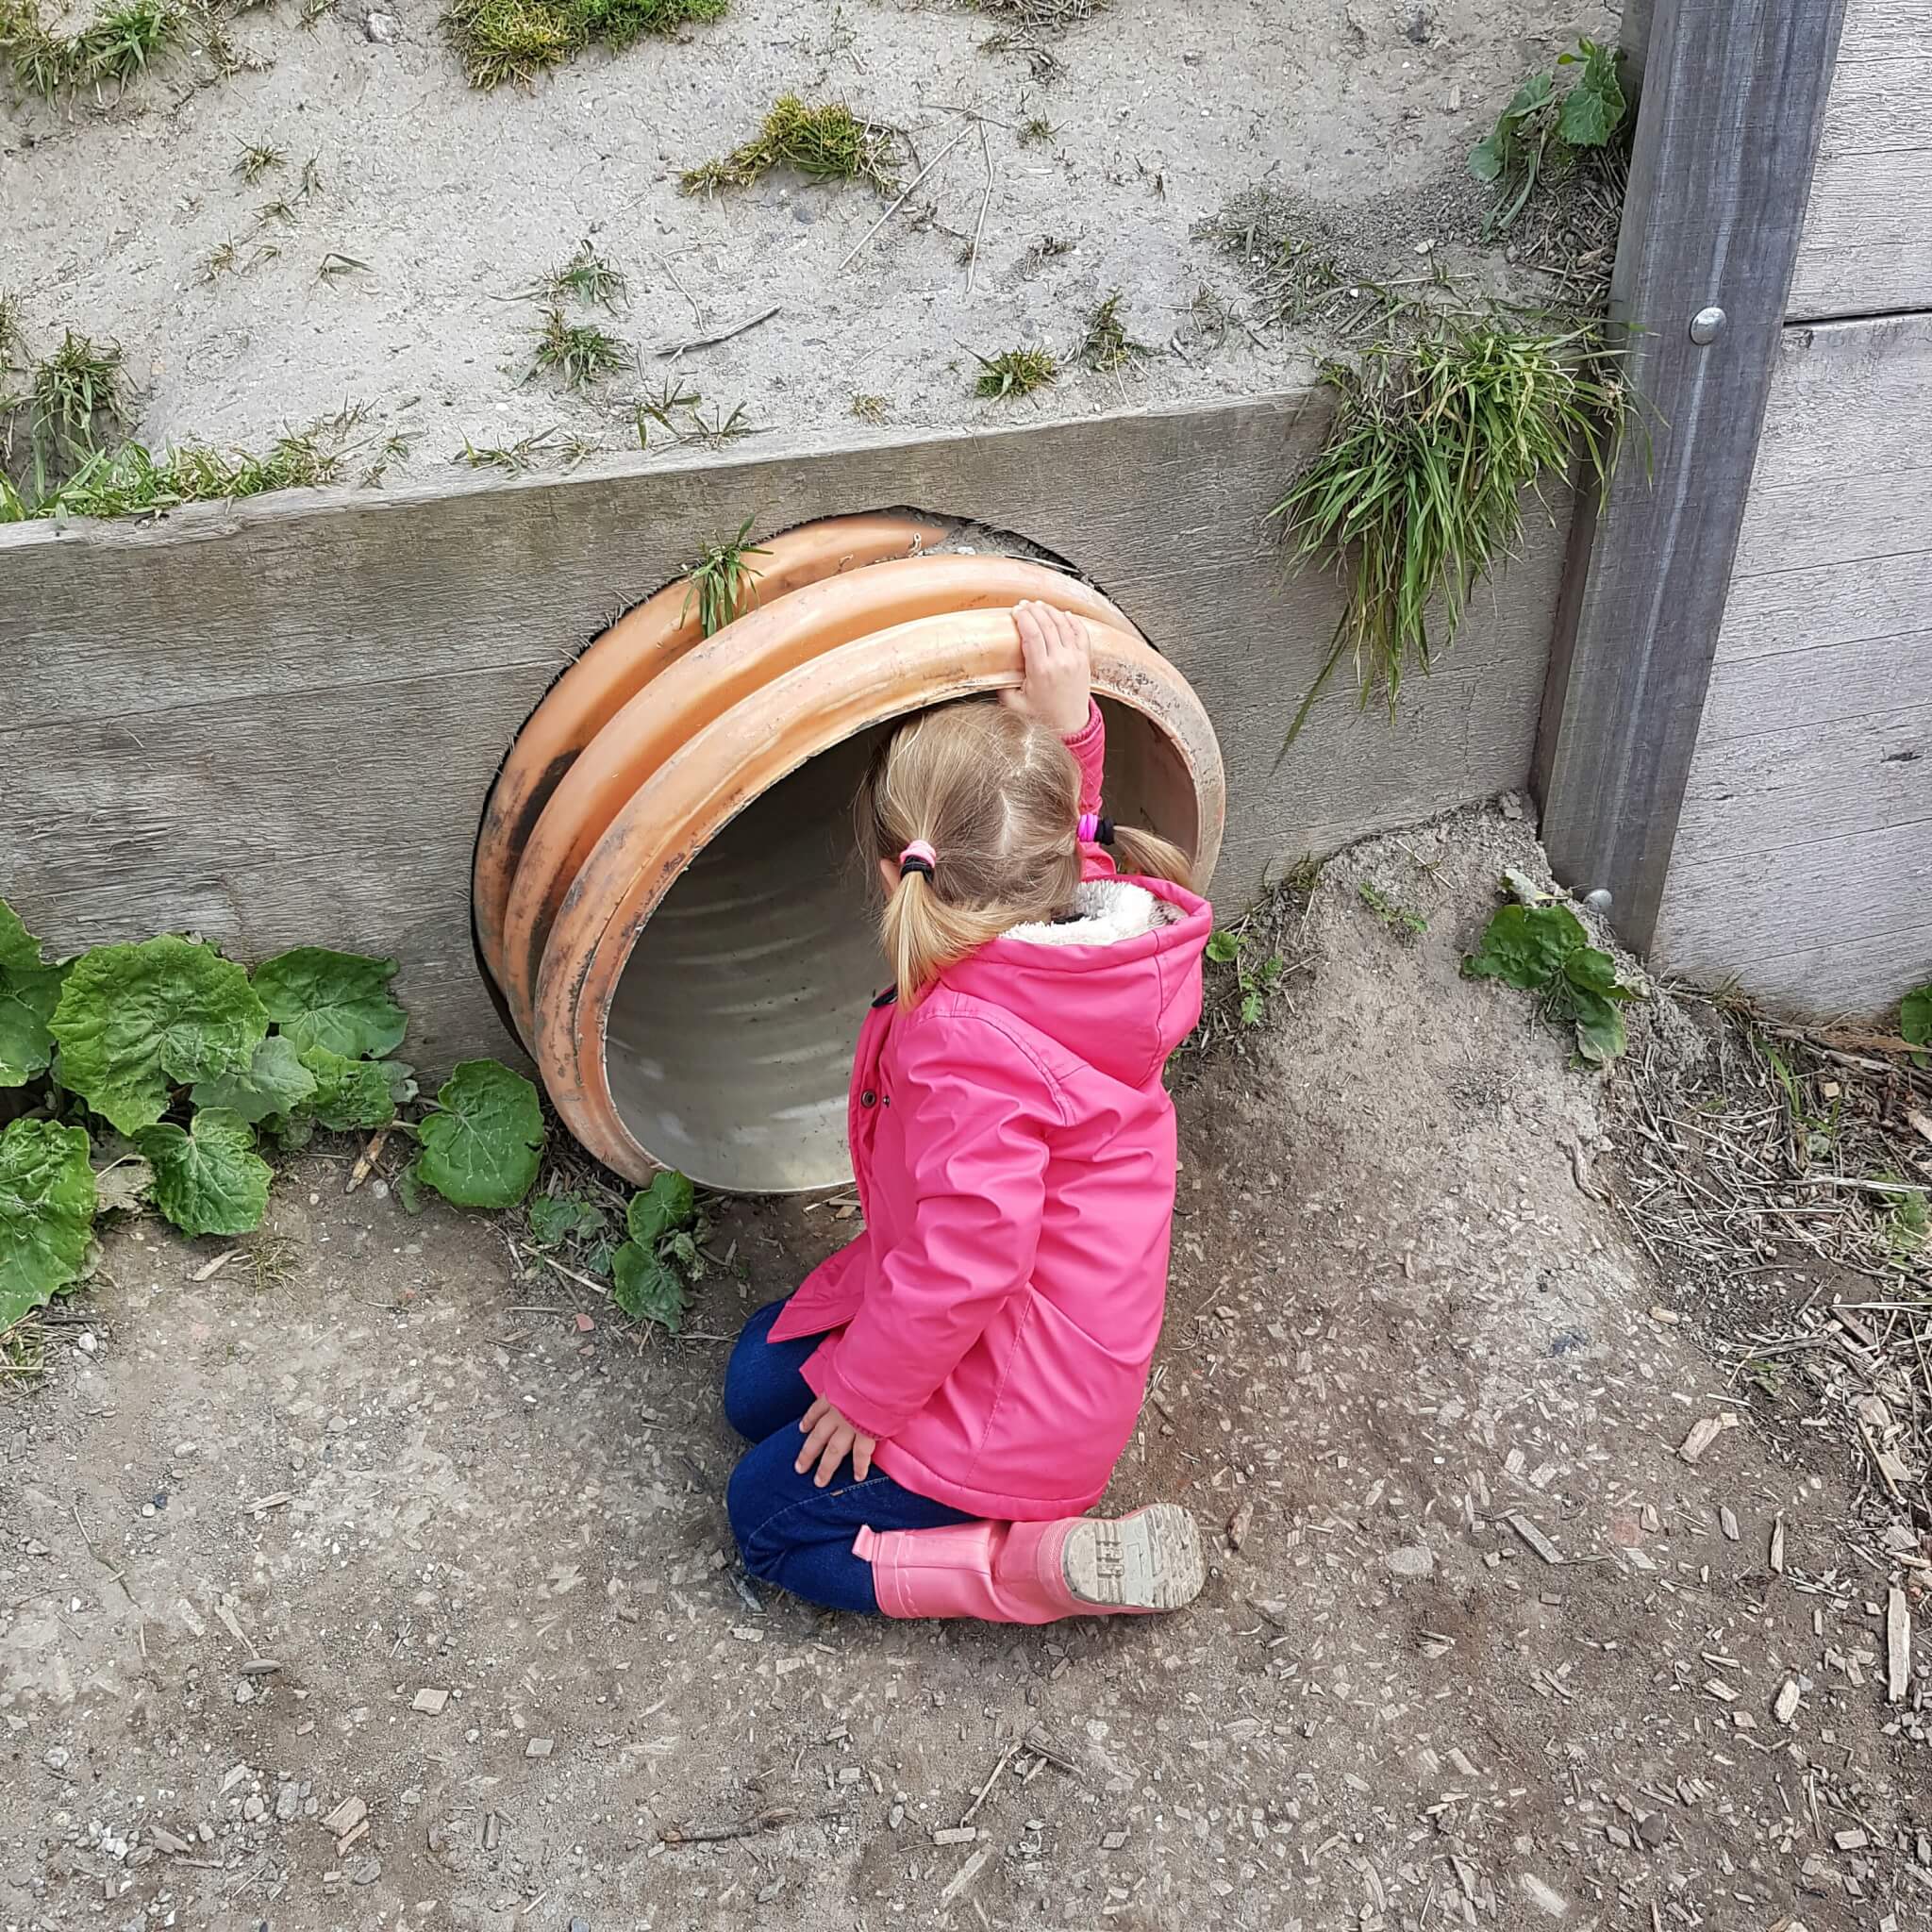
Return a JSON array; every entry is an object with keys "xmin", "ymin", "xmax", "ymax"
[{"xmin": 723, "ymin": 1299, "xmax": 969, "ymax": 1614}]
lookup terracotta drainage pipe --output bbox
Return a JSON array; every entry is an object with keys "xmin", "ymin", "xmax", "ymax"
[
  {"xmin": 494, "ymin": 551, "xmax": 1150, "ymax": 1049},
  {"xmin": 472, "ymin": 526, "xmax": 1224, "ymax": 1193}
]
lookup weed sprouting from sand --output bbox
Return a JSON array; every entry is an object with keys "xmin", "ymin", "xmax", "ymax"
[
  {"xmin": 1078, "ymin": 292, "xmax": 1148, "ymax": 374},
  {"xmin": 972, "ymin": 346, "xmax": 1057, "ymax": 401},
  {"xmin": 680, "ymin": 93, "xmax": 900, "ymax": 194},
  {"xmin": 529, "ymin": 307, "xmax": 626, "ymax": 389},
  {"xmin": 682, "ymin": 515, "xmax": 769, "ymax": 637},
  {"xmin": 441, "ymin": 0, "xmax": 724, "ymax": 91}
]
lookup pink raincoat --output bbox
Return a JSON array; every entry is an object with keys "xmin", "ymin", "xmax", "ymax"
[{"xmin": 768, "ymin": 707, "xmax": 1211, "ymax": 1520}]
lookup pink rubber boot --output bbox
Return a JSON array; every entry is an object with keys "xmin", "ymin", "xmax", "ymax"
[{"xmin": 856, "ymin": 1504, "xmax": 1205, "ymax": 1624}]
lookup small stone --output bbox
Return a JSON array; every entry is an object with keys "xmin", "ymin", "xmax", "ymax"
[
  {"xmin": 275, "ymin": 1783, "xmax": 300, "ymax": 1824},
  {"xmin": 411, "ymin": 1688, "xmax": 449, "ymax": 1715},
  {"xmin": 1386, "ymin": 1544, "xmax": 1434, "ymax": 1579},
  {"xmin": 1520, "ymin": 1873, "xmax": 1569, "ymax": 1918},
  {"xmin": 1101, "ymin": 1830, "xmax": 1128, "ymax": 1851},
  {"xmin": 45, "ymin": 1746, "xmax": 70, "ymax": 1772},
  {"xmin": 364, "ymin": 8, "xmax": 393, "ymax": 37},
  {"xmin": 570, "ymin": 1921, "xmax": 589, "ymax": 1932},
  {"xmin": 234, "ymin": 1681, "xmax": 256, "ymax": 1705},
  {"xmin": 525, "ymin": 1738, "xmax": 554, "ymax": 1758},
  {"xmin": 346, "ymin": 1854, "xmax": 382, "ymax": 1885},
  {"xmin": 1834, "ymin": 1827, "xmax": 1869, "ymax": 1852},
  {"xmin": 77, "ymin": 1331, "xmax": 98, "ymax": 1355},
  {"xmin": 242, "ymin": 1795, "xmax": 266, "ymax": 1823},
  {"xmin": 1636, "ymin": 1810, "xmax": 1669, "ymax": 1849}
]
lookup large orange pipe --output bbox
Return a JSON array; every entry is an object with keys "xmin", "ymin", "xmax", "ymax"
[
  {"xmin": 496, "ymin": 553, "xmax": 1147, "ymax": 1049},
  {"xmin": 532, "ymin": 608, "xmax": 1224, "ymax": 1185},
  {"xmin": 473, "ymin": 512, "xmax": 945, "ymax": 1013}
]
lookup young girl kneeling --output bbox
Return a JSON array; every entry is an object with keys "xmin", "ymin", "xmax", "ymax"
[{"xmin": 722, "ymin": 601, "xmax": 1211, "ymax": 1624}]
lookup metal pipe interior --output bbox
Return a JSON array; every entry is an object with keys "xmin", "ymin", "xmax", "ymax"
[{"xmin": 603, "ymin": 698, "xmax": 1200, "ymax": 1194}]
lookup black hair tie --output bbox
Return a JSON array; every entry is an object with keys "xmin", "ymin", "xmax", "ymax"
[
  {"xmin": 1095, "ymin": 816, "xmax": 1116, "ymax": 846},
  {"xmin": 897, "ymin": 840, "xmax": 936, "ymax": 879}
]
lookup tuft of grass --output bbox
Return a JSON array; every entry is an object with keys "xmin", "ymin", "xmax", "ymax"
[
  {"xmin": 201, "ymin": 239, "xmax": 241, "ymax": 280},
  {"xmin": 26, "ymin": 330, "xmax": 125, "ymax": 492},
  {"xmin": 454, "ymin": 428, "xmax": 557, "ymax": 472},
  {"xmin": 3, "ymin": 0, "xmax": 186, "ymax": 95},
  {"xmin": 529, "ymin": 306, "xmax": 626, "ymax": 389},
  {"xmin": 680, "ymin": 92, "xmax": 900, "ymax": 195},
  {"xmin": 972, "ymin": 345, "xmax": 1057, "ymax": 401},
  {"xmin": 634, "ymin": 375, "xmax": 699, "ymax": 443},
  {"xmin": 298, "ymin": 0, "xmax": 337, "ymax": 26},
  {"xmin": 1019, "ymin": 113, "xmax": 1057, "ymax": 145},
  {"xmin": 235, "ymin": 139, "xmax": 285, "ymax": 182},
  {"xmin": 632, "ymin": 381, "xmax": 752, "ymax": 450},
  {"xmin": 682, "ymin": 515, "xmax": 769, "ymax": 637},
  {"xmin": 1357, "ymin": 880, "xmax": 1427, "ymax": 941},
  {"xmin": 538, "ymin": 240, "xmax": 626, "ymax": 311},
  {"xmin": 849, "ymin": 391, "xmax": 889, "ymax": 424},
  {"xmin": 255, "ymin": 195, "xmax": 296, "ymax": 225},
  {"xmin": 1078, "ymin": 291, "xmax": 1147, "ymax": 374},
  {"xmin": 0, "ymin": 292, "xmax": 25, "ymax": 372},
  {"xmin": 6, "ymin": 407, "xmax": 388, "ymax": 522},
  {"xmin": 1271, "ymin": 318, "xmax": 1630, "ymax": 742},
  {"xmin": 317, "ymin": 251, "xmax": 370, "ymax": 283},
  {"xmin": 441, "ymin": 0, "xmax": 724, "ymax": 91}
]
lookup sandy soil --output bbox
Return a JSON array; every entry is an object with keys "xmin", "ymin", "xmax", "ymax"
[
  {"xmin": 4, "ymin": 0, "xmax": 1612, "ymax": 477},
  {"xmin": 3, "ymin": 803, "xmax": 1923, "ymax": 1932}
]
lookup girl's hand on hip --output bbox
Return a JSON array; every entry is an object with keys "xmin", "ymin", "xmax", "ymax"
[
  {"xmin": 796, "ymin": 1396, "xmax": 878, "ymax": 1487},
  {"xmin": 1004, "ymin": 601, "xmax": 1092, "ymax": 738}
]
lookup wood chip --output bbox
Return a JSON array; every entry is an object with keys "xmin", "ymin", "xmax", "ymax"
[
  {"xmin": 1770, "ymin": 1516, "xmax": 1786, "ymax": 1574},
  {"xmin": 1677, "ymin": 1412, "xmax": 1738, "ymax": 1464},
  {"xmin": 525, "ymin": 1737, "xmax": 553, "ymax": 1758},
  {"xmin": 411, "ymin": 1688, "xmax": 449, "ymax": 1714},
  {"xmin": 1887, "ymin": 1587, "xmax": 1911, "ymax": 1703},
  {"xmin": 1718, "ymin": 1507, "xmax": 1739, "ymax": 1542},
  {"xmin": 247, "ymin": 1492, "xmax": 293, "ymax": 1513},
  {"xmin": 1226, "ymin": 1497, "xmax": 1255, "ymax": 1550},
  {"xmin": 482, "ymin": 1812, "xmax": 500, "ymax": 1851},
  {"xmin": 932, "ymin": 1826, "xmax": 979, "ymax": 1846},
  {"xmin": 321, "ymin": 1796, "xmax": 366, "ymax": 1838},
  {"xmin": 1834, "ymin": 1827, "xmax": 1869, "ymax": 1852},
  {"xmin": 1505, "ymin": 1513, "xmax": 1564, "ymax": 1564},
  {"xmin": 346, "ymin": 1127, "xmax": 389, "ymax": 1194},
  {"xmin": 192, "ymin": 1249, "xmax": 240, "ymax": 1282},
  {"xmin": 1773, "ymin": 1679, "xmax": 1801, "ymax": 1725},
  {"xmin": 938, "ymin": 1845, "xmax": 991, "ymax": 1906},
  {"xmin": 335, "ymin": 1819, "xmax": 368, "ymax": 1856},
  {"xmin": 150, "ymin": 1824, "xmax": 192, "ymax": 1855},
  {"xmin": 238, "ymin": 1657, "xmax": 281, "ymax": 1676}
]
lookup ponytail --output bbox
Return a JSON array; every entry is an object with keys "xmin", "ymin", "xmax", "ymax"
[
  {"xmin": 880, "ymin": 865, "xmax": 1009, "ymax": 1008},
  {"xmin": 1104, "ymin": 822, "xmax": 1195, "ymax": 891}
]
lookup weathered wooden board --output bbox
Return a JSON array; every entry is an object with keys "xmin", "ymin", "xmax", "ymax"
[
  {"xmin": 1790, "ymin": 0, "xmax": 1932, "ymax": 319},
  {"xmin": 1535, "ymin": 0, "xmax": 1849, "ymax": 952},
  {"xmin": 1, "ymin": 396, "xmax": 1568, "ymax": 1074},
  {"xmin": 1655, "ymin": 314, "xmax": 1932, "ymax": 1015}
]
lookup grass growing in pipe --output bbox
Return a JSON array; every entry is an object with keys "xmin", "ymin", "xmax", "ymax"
[
  {"xmin": 681, "ymin": 517, "xmax": 769, "ymax": 637},
  {"xmin": 1271, "ymin": 317, "xmax": 1630, "ymax": 744}
]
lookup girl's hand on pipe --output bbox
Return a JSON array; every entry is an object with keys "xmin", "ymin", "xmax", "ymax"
[
  {"xmin": 1003, "ymin": 601, "xmax": 1092, "ymax": 738},
  {"xmin": 796, "ymin": 1396, "xmax": 878, "ymax": 1487}
]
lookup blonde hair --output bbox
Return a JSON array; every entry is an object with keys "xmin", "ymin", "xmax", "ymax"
[{"xmin": 856, "ymin": 700, "xmax": 1193, "ymax": 1007}]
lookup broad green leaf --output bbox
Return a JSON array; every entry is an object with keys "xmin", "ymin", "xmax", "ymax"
[
  {"xmin": 1467, "ymin": 133, "xmax": 1505, "ymax": 182},
  {"xmin": 528, "ymin": 1194, "xmax": 608, "ymax": 1246},
  {"xmin": 1500, "ymin": 71, "xmax": 1554, "ymax": 122},
  {"xmin": 627, "ymin": 1168, "xmax": 695, "ymax": 1247},
  {"xmin": 1563, "ymin": 946, "xmax": 1640, "ymax": 1003},
  {"xmin": 137, "ymin": 1108, "xmax": 272, "ymax": 1239},
  {"xmin": 0, "ymin": 963, "xmax": 62, "ymax": 1088},
  {"xmin": 1900, "ymin": 983, "xmax": 1932, "ymax": 1047},
  {"xmin": 610, "ymin": 1240, "xmax": 689, "ymax": 1332},
  {"xmin": 384, "ymin": 1060, "xmax": 420, "ymax": 1108},
  {"xmin": 266, "ymin": 1110, "xmax": 316, "ymax": 1151},
  {"xmin": 253, "ymin": 948, "xmax": 407, "ymax": 1059},
  {"xmin": 93, "ymin": 1155, "xmax": 155, "ymax": 1217},
  {"xmin": 0, "ymin": 1118, "xmax": 96, "ymax": 1327},
  {"xmin": 1569, "ymin": 988, "xmax": 1628, "ymax": 1066},
  {"xmin": 414, "ymin": 1059, "xmax": 543, "ymax": 1210},
  {"xmin": 51, "ymin": 937, "xmax": 268, "ymax": 1136},
  {"xmin": 1461, "ymin": 902, "xmax": 1585, "ymax": 991},
  {"xmin": 1240, "ymin": 990, "xmax": 1265, "ymax": 1027},
  {"xmin": 297, "ymin": 1045, "xmax": 399, "ymax": 1132},
  {"xmin": 1206, "ymin": 930, "xmax": 1241, "ymax": 965},
  {"xmin": 1558, "ymin": 75, "xmax": 1619, "ymax": 148},
  {"xmin": 0, "ymin": 900, "xmax": 42, "ymax": 974},
  {"xmin": 191, "ymin": 1035, "xmax": 318, "ymax": 1124}
]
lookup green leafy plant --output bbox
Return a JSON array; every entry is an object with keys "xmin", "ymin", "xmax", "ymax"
[
  {"xmin": 441, "ymin": 0, "xmax": 724, "ymax": 89},
  {"xmin": 682, "ymin": 516, "xmax": 769, "ymax": 637},
  {"xmin": 2, "ymin": 0, "xmax": 186, "ymax": 99},
  {"xmin": 531, "ymin": 240, "xmax": 627, "ymax": 311},
  {"xmin": 0, "ymin": 1118, "xmax": 95, "ymax": 1328},
  {"xmin": 680, "ymin": 93, "xmax": 901, "ymax": 195},
  {"xmin": 411, "ymin": 1060, "xmax": 544, "ymax": 1210},
  {"xmin": 529, "ymin": 307, "xmax": 627, "ymax": 390},
  {"xmin": 1462, "ymin": 891, "xmax": 1642, "ymax": 1065},
  {"xmin": 1469, "ymin": 38, "xmax": 1629, "ymax": 236},
  {"xmin": 526, "ymin": 1191, "xmax": 608, "ymax": 1247},
  {"xmin": 235, "ymin": 139, "xmax": 285, "ymax": 182},
  {"xmin": 610, "ymin": 1168, "xmax": 708, "ymax": 1332},
  {"xmin": 0, "ymin": 898, "xmax": 544, "ymax": 1335},
  {"xmin": 1271, "ymin": 319, "xmax": 1628, "ymax": 741},
  {"xmin": 973, "ymin": 346, "xmax": 1058, "ymax": 401},
  {"xmin": 1901, "ymin": 981, "xmax": 1931, "ymax": 1069},
  {"xmin": 1357, "ymin": 880, "xmax": 1427, "ymax": 942},
  {"xmin": 1206, "ymin": 926, "xmax": 1289, "ymax": 1030}
]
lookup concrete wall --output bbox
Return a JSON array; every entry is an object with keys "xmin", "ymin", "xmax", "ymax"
[
  {"xmin": 1653, "ymin": 0, "xmax": 1932, "ymax": 1017},
  {"xmin": 1, "ymin": 394, "xmax": 1571, "ymax": 1075}
]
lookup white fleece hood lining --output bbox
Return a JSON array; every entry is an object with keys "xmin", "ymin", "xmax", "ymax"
[{"xmin": 1004, "ymin": 878, "xmax": 1173, "ymax": 948}]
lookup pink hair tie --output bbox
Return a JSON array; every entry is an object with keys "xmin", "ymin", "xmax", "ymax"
[
  {"xmin": 1076, "ymin": 813, "xmax": 1116, "ymax": 846},
  {"xmin": 898, "ymin": 839, "xmax": 937, "ymax": 879}
]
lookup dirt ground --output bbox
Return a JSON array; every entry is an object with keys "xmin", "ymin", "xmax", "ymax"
[
  {"xmin": 4, "ymin": 0, "xmax": 1613, "ymax": 475},
  {"xmin": 2, "ymin": 802, "xmax": 1924, "ymax": 1932}
]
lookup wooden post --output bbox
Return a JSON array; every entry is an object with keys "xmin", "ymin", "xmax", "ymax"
[{"xmin": 1533, "ymin": 0, "xmax": 1850, "ymax": 951}]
